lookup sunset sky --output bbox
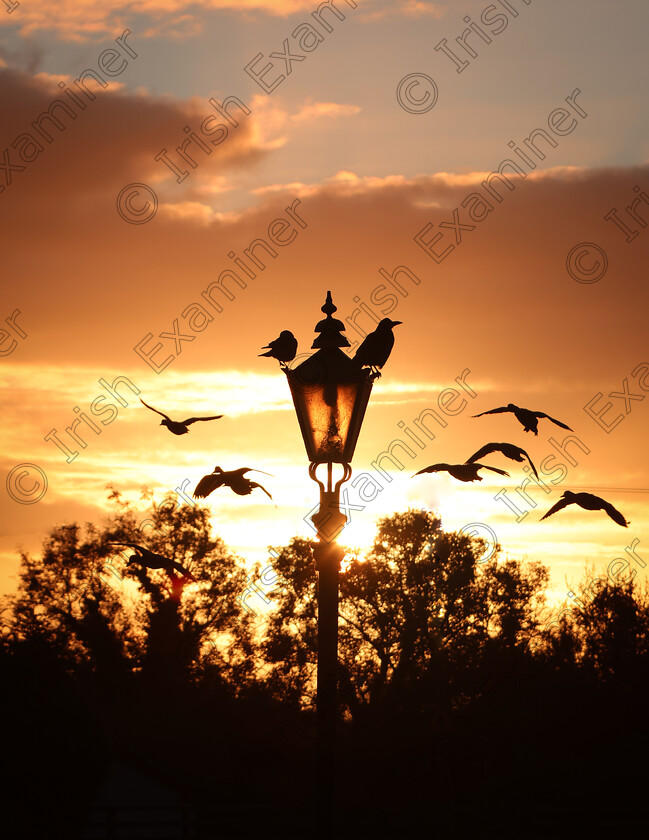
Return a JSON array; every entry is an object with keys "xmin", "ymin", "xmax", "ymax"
[{"xmin": 1, "ymin": 0, "xmax": 648, "ymax": 607}]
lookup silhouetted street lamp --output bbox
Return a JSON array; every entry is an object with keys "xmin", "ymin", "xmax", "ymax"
[{"xmin": 285, "ymin": 291, "xmax": 374, "ymax": 835}]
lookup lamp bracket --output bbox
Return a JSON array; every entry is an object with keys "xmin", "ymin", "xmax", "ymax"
[{"xmin": 308, "ymin": 462, "xmax": 353, "ymax": 551}]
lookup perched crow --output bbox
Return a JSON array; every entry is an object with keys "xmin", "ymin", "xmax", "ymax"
[
  {"xmin": 540, "ymin": 491, "xmax": 629, "ymax": 527},
  {"xmin": 193, "ymin": 466, "xmax": 273, "ymax": 500},
  {"xmin": 353, "ymin": 318, "xmax": 402, "ymax": 378},
  {"xmin": 259, "ymin": 330, "xmax": 298, "ymax": 368},
  {"xmin": 108, "ymin": 542, "xmax": 197, "ymax": 581},
  {"xmin": 413, "ymin": 462, "xmax": 509, "ymax": 482},
  {"xmin": 140, "ymin": 398, "xmax": 223, "ymax": 435},
  {"xmin": 466, "ymin": 442, "xmax": 539, "ymax": 478},
  {"xmin": 473, "ymin": 403, "xmax": 571, "ymax": 435}
]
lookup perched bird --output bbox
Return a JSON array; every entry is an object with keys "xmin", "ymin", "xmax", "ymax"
[
  {"xmin": 353, "ymin": 318, "xmax": 402, "ymax": 378},
  {"xmin": 413, "ymin": 462, "xmax": 509, "ymax": 482},
  {"xmin": 193, "ymin": 466, "xmax": 273, "ymax": 500},
  {"xmin": 473, "ymin": 403, "xmax": 572, "ymax": 435},
  {"xmin": 259, "ymin": 330, "xmax": 298, "ymax": 368},
  {"xmin": 540, "ymin": 491, "xmax": 629, "ymax": 527},
  {"xmin": 140, "ymin": 398, "xmax": 223, "ymax": 435},
  {"xmin": 466, "ymin": 442, "xmax": 539, "ymax": 479},
  {"xmin": 108, "ymin": 542, "xmax": 197, "ymax": 582}
]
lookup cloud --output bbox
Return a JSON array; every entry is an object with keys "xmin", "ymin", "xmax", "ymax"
[
  {"xmin": 244, "ymin": 95, "xmax": 290, "ymax": 151},
  {"xmin": 2, "ymin": 70, "xmax": 648, "ymax": 412},
  {"xmin": 0, "ymin": 66, "xmax": 272, "ymax": 212},
  {"xmin": 159, "ymin": 201, "xmax": 219, "ymax": 224},
  {"xmin": 0, "ymin": 0, "xmax": 355, "ymax": 41},
  {"xmin": 224, "ymin": 97, "xmax": 362, "ymax": 156},
  {"xmin": 292, "ymin": 101, "xmax": 362, "ymax": 122},
  {"xmin": 400, "ymin": 0, "xmax": 445, "ymax": 16},
  {"xmin": 252, "ymin": 170, "xmax": 407, "ymax": 197},
  {"xmin": 361, "ymin": 1, "xmax": 445, "ymax": 22}
]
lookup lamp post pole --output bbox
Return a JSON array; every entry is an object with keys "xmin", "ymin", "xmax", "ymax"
[
  {"xmin": 285, "ymin": 291, "xmax": 374, "ymax": 838},
  {"xmin": 310, "ymin": 463, "xmax": 350, "ymax": 836}
]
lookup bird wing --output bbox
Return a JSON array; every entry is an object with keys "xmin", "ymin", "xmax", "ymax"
[
  {"xmin": 482, "ymin": 443, "xmax": 539, "ymax": 479},
  {"xmin": 472, "ymin": 406, "xmax": 512, "ymax": 418},
  {"xmin": 518, "ymin": 447, "xmax": 539, "ymax": 479},
  {"xmin": 182, "ymin": 415, "xmax": 224, "ymax": 425},
  {"xmin": 172, "ymin": 561, "xmax": 197, "ymax": 581},
  {"xmin": 259, "ymin": 338, "xmax": 278, "ymax": 355},
  {"xmin": 476, "ymin": 464, "xmax": 510, "ymax": 477},
  {"xmin": 540, "ymin": 497, "xmax": 571, "ymax": 521},
  {"xmin": 466, "ymin": 443, "xmax": 498, "ymax": 463},
  {"xmin": 600, "ymin": 500, "xmax": 629, "ymax": 527},
  {"xmin": 139, "ymin": 398, "xmax": 170, "ymax": 421},
  {"xmin": 412, "ymin": 463, "xmax": 447, "ymax": 476},
  {"xmin": 468, "ymin": 442, "xmax": 539, "ymax": 479},
  {"xmin": 535, "ymin": 411, "xmax": 572, "ymax": 430},
  {"xmin": 147, "ymin": 549, "xmax": 174, "ymax": 565},
  {"xmin": 250, "ymin": 481, "xmax": 273, "ymax": 500},
  {"xmin": 237, "ymin": 467, "xmax": 274, "ymax": 477},
  {"xmin": 193, "ymin": 473, "xmax": 225, "ymax": 498},
  {"xmin": 353, "ymin": 334, "xmax": 374, "ymax": 364},
  {"xmin": 353, "ymin": 328, "xmax": 396, "ymax": 368}
]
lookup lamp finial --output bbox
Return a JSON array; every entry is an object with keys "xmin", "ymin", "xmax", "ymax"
[{"xmin": 312, "ymin": 291, "xmax": 350, "ymax": 350}]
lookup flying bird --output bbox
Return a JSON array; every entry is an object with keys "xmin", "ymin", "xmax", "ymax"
[
  {"xmin": 472, "ymin": 403, "xmax": 572, "ymax": 435},
  {"xmin": 412, "ymin": 462, "xmax": 510, "ymax": 483},
  {"xmin": 353, "ymin": 318, "xmax": 402, "ymax": 378},
  {"xmin": 466, "ymin": 442, "xmax": 539, "ymax": 478},
  {"xmin": 108, "ymin": 542, "xmax": 197, "ymax": 581},
  {"xmin": 193, "ymin": 466, "xmax": 273, "ymax": 500},
  {"xmin": 259, "ymin": 330, "xmax": 298, "ymax": 368},
  {"xmin": 140, "ymin": 398, "xmax": 223, "ymax": 435},
  {"xmin": 540, "ymin": 491, "xmax": 629, "ymax": 527}
]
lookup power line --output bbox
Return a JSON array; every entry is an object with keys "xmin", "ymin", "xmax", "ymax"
[{"xmin": 565, "ymin": 486, "xmax": 649, "ymax": 494}]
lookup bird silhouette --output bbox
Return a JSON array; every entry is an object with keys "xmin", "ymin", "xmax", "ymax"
[
  {"xmin": 193, "ymin": 466, "xmax": 273, "ymax": 500},
  {"xmin": 353, "ymin": 318, "xmax": 402, "ymax": 378},
  {"xmin": 108, "ymin": 542, "xmax": 197, "ymax": 581},
  {"xmin": 259, "ymin": 330, "xmax": 297, "ymax": 368},
  {"xmin": 413, "ymin": 462, "xmax": 509, "ymax": 482},
  {"xmin": 540, "ymin": 491, "xmax": 629, "ymax": 527},
  {"xmin": 466, "ymin": 442, "xmax": 539, "ymax": 478},
  {"xmin": 140, "ymin": 398, "xmax": 223, "ymax": 435},
  {"xmin": 473, "ymin": 403, "xmax": 571, "ymax": 435}
]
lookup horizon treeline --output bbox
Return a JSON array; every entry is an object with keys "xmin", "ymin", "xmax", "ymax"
[{"xmin": 2, "ymin": 488, "xmax": 648, "ymax": 838}]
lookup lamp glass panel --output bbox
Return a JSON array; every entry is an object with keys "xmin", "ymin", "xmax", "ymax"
[{"xmin": 301, "ymin": 382, "xmax": 357, "ymax": 461}]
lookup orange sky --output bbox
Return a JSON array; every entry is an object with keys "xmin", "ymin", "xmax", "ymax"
[{"xmin": 1, "ymin": 0, "xmax": 648, "ymax": 606}]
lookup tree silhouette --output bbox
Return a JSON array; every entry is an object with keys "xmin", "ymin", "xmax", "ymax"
[
  {"xmin": 8, "ymin": 519, "xmax": 134, "ymax": 685},
  {"xmin": 5, "ymin": 500, "xmax": 649, "ymax": 836},
  {"xmin": 261, "ymin": 509, "xmax": 548, "ymax": 723},
  {"xmin": 259, "ymin": 536, "xmax": 320, "ymax": 710},
  {"xmin": 553, "ymin": 571, "xmax": 649, "ymax": 683},
  {"xmin": 5, "ymin": 487, "xmax": 255, "ymax": 689}
]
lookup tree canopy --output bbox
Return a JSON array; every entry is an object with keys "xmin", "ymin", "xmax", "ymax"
[{"xmin": 3, "ymin": 495, "xmax": 649, "ymax": 836}]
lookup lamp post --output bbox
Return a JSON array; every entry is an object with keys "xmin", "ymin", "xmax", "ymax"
[{"xmin": 285, "ymin": 291, "xmax": 374, "ymax": 835}]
